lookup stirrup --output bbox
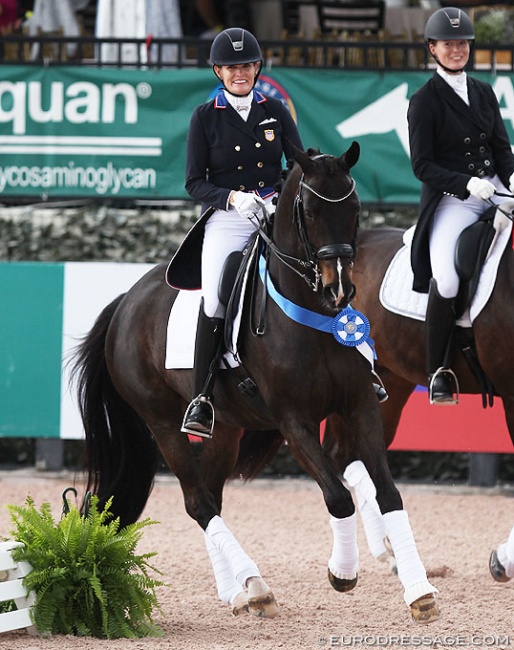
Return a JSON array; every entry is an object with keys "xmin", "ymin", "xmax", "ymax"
[
  {"xmin": 372, "ymin": 370, "xmax": 388, "ymax": 403},
  {"xmin": 181, "ymin": 395, "xmax": 215, "ymax": 438},
  {"xmin": 428, "ymin": 368, "xmax": 459, "ymax": 405}
]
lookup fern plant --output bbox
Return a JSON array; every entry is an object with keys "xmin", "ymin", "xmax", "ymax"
[{"xmin": 4, "ymin": 494, "xmax": 167, "ymax": 638}]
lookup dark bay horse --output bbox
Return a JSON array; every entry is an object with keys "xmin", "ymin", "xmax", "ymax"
[
  {"xmin": 72, "ymin": 144, "xmax": 438, "ymax": 623},
  {"xmin": 324, "ymin": 207, "xmax": 514, "ymax": 455}
]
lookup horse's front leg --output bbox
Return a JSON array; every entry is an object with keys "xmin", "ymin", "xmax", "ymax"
[
  {"xmin": 324, "ymin": 414, "xmax": 393, "ymax": 564},
  {"xmin": 329, "ymin": 389, "xmax": 440, "ymax": 625},
  {"xmin": 344, "ymin": 460, "xmax": 439, "ymax": 624},
  {"xmin": 283, "ymin": 423, "xmax": 361, "ymax": 592}
]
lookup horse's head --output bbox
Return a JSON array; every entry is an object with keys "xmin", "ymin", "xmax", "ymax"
[{"xmin": 277, "ymin": 141, "xmax": 361, "ymax": 313}]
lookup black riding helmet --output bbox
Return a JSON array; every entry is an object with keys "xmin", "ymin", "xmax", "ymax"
[
  {"xmin": 424, "ymin": 7, "xmax": 475, "ymax": 41},
  {"xmin": 210, "ymin": 27, "xmax": 262, "ymax": 65},
  {"xmin": 424, "ymin": 7, "xmax": 474, "ymax": 73},
  {"xmin": 210, "ymin": 28, "xmax": 263, "ymax": 92}
]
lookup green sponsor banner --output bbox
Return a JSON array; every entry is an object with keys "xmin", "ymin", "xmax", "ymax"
[
  {"xmin": 0, "ymin": 262, "xmax": 64, "ymax": 437},
  {"xmin": 0, "ymin": 66, "xmax": 513, "ymax": 203}
]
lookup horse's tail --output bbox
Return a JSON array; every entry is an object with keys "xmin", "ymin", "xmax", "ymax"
[
  {"xmin": 72, "ymin": 294, "xmax": 159, "ymax": 528},
  {"xmin": 231, "ymin": 429, "xmax": 285, "ymax": 481}
]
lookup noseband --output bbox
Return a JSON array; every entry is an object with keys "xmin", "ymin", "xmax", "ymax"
[
  {"xmin": 252, "ymin": 163, "xmax": 358, "ymax": 292},
  {"xmin": 296, "ymin": 175, "xmax": 356, "ymax": 265}
]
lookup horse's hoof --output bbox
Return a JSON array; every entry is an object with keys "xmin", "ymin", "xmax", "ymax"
[
  {"xmin": 489, "ymin": 549, "xmax": 510, "ymax": 583},
  {"xmin": 246, "ymin": 577, "xmax": 280, "ymax": 618},
  {"xmin": 231, "ymin": 591, "xmax": 249, "ymax": 616},
  {"xmin": 248, "ymin": 592, "xmax": 280, "ymax": 619},
  {"xmin": 328, "ymin": 568, "xmax": 358, "ymax": 592},
  {"xmin": 410, "ymin": 594, "xmax": 440, "ymax": 624}
]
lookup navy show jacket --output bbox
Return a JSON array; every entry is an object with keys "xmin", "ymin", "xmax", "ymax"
[{"xmin": 185, "ymin": 90, "xmax": 304, "ymax": 212}]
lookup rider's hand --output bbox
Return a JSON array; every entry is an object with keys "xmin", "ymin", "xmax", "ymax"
[
  {"xmin": 230, "ymin": 191, "xmax": 265, "ymax": 219},
  {"xmin": 466, "ymin": 176, "xmax": 496, "ymax": 200},
  {"xmin": 509, "ymin": 172, "xmax": 514, "ymax": 194}
]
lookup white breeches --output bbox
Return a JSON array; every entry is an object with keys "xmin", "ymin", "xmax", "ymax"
[
  {"xmin": 429, "ymin": 175, "xmax": 508, "ymax": 299},
  {"xmin": 201, "ymin": 195, "xmax": 276, "ymax": 318}
]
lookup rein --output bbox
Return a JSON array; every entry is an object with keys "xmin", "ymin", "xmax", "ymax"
[
  {"xmin": 249, "ymin": 164, "xmax": 358, "ymax": 336},
  {"xmin": 486, "ymin": 191, "xmax": 514, "ymax": 221},
  {"xmin": 253, "ymin": 172, "xmax": 357, "ymax": 292}
]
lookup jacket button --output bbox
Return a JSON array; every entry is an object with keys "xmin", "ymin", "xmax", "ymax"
[
  {"xmin": 235, "ymin": 145, "xmax": 241, "ymax": 151},
  {"xmin": 468, "ymin": 163, "xmax": 475, "ymax": 170},
  {"xmin": 255, "ymin": 142, "xmax": 262, "ymax": 148},
  {"xmin": 464, "ymin": 137, "xmax": 471, "ymax": 144},
  {"xmin": 257, "ymin": 162, "xmax": 263, "ymax": 168},
  {"xmin": 239, "ymin": 185, "xmax": 245, "ymax": 190}
]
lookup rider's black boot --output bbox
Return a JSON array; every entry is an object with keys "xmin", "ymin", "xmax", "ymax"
[
  {"xmin": 182, "ymin": 303, "xmax": 225, "ymax": 438},
  {"xmin": 426, "ymin": 279, "xmax": 457, "ymax": 405}
]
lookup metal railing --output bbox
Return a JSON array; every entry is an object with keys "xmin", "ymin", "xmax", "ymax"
[{"xmin": 1, "ymin": 34, "xmax": 513, "ymax": 72}]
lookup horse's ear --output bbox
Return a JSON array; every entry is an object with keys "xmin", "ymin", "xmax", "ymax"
[
  {"xmin": 285, "ymin": 139, "xmax": 315, "ymax": 174},
  {"xmin": 339, "ymin": 141, "xmax": 360, "ymax": 169}
]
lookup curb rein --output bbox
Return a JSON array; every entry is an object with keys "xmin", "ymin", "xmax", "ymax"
[{"xmin": 251, "ymin": 173, "xmax": 357, "ymax": 336}]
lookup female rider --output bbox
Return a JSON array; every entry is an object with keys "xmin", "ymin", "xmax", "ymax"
[
  {"xmin": 175, "ymin": 27, "xmax": 304, "ymax": 437},
  {"xmin": 408, "ymin": 7, "xmax": 514, "ymax": 404}
]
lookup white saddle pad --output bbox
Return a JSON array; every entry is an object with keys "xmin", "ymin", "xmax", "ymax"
[
  {"xmin": 165, "ymin": 289, "xmax": 242, "ymax": 369},
  {"xmin": 379, "ymin": 211, "xmax": 513, "ymax": 327}
]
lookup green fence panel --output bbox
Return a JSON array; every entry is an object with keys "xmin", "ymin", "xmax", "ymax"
[{"xmin": 0, "ymin": 262, "xmax": 63, "ymax": 437}]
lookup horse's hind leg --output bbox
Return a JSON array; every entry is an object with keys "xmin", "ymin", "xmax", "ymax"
[
  {"xmin": 204, "ymin": 515, "xmax": 279, "ymax": 618},
  {"xmin": 153, "ymin": 418, "xmax": 278, "ymax": 618},
  {"xmin": 199, "ymin": 424, "xmax": 279, "ymax": 618}
]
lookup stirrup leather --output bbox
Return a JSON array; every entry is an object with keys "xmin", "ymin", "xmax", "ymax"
[
  {"xmin": 181, "ymin": 395, "xmax": 215, "ymax": 438},
  {"xmin": 428, "ymin": 367, "xmax": 459, "ymax": 405}
]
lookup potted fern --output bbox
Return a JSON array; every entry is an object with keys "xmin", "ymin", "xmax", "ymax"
[{"xmin": 1, "ymin": 494, "xmax": 167, "ymax": 638}]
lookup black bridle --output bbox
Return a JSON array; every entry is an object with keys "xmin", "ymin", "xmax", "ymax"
[
  {"xmin": 253, "ymin": 169, "xmax": 358, "ymax": 292},
  {"xmin": 250, "ymin": 164, "xmax": 358, "ymax": 335}
]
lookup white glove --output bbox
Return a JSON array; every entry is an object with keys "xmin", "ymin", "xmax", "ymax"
[
  {"xmin": 509, "ymin": 172, "xmax": 514, "ymax": 194},
  {"xmin": 231, "ymin": 191, "xmax": 265, "ymax": 219},
  {"xmin": 466, "ymin": 176, "xmax": 495, "ymax": 200}
]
